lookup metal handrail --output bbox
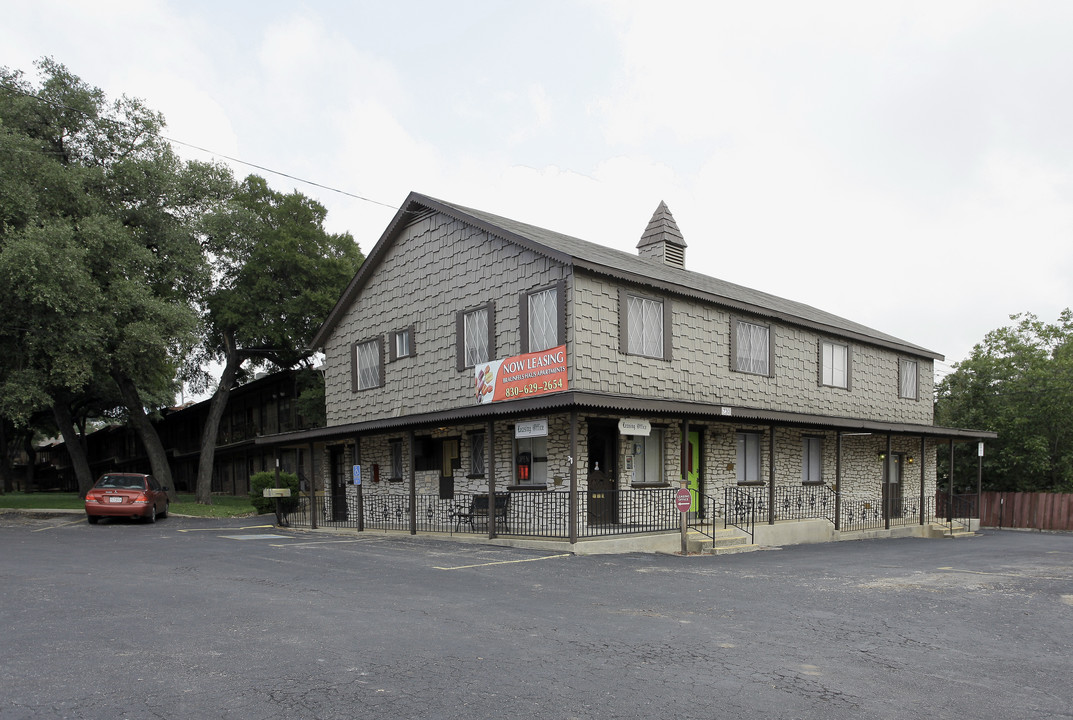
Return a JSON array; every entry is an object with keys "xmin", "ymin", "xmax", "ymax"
[{"xmin": 723, "ymin": 486, "xmax": 757, "ymax": 543}]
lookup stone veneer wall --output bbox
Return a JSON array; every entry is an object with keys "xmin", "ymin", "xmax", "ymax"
[{"xmin": 317, "ymin": 414, "xmax": 938, "ymax": 528}]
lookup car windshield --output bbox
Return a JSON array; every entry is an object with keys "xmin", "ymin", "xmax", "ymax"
[{"xmin": 97, "ymin": 476, "xmax": 145, "ymax": 490}]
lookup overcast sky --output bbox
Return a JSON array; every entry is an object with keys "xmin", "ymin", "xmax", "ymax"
[{"xmin": 5, "ymin": 0, "xmax": 1072, "ymax": 384}]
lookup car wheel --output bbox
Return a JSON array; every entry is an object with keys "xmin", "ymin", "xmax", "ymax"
[
  {"xmin": 159, "ymin": 501, "xmax": 169, "ymax": 519},
  {"xmin": 87, "ymin": 515, "xmax": 99, "ymax": 525},
  {"xmin": 146, "ymin": 505, "xmax": 157, "ymax": 523}
]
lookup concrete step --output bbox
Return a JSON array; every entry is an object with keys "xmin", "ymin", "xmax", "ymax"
[{"xmin": 687, "ymin": 527, "xmax": 760, "ymax": 555}]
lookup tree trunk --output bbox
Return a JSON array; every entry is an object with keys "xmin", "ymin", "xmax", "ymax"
[
  {"xmin": 112, "ymin": 370, "xmax": 177, "ymax": 500},
  {"xmin": 195, "ymin": 332, "xmax": 244, "ymax": 505},
  {"xmin": 53, "ymin": 401, "xmax": 95, "ymax": 497},
  {"xmin": 0, "ymin": 419, "xmax": 14, "ymax": 493}
]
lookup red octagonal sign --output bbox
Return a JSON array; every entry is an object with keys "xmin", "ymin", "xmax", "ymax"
[{"xmin": 675, "ymin": 488, "xmax": 692, "ymax": 513}]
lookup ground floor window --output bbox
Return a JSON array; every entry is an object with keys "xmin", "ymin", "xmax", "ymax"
[
  {"xmin": 469, "ymin": 432, "xmax": 485, "ymax": 477},
  {"xmin": 629, "ymin": 429, "xmax": 665, "ymax": 484},
  {"xmin": 801, "ymin": 436, "xmax": 823, "ymax": 484},
  {"xmin": 389, "ymin": 440, "xmax": 403, "ymax": 480},
  {"xmin": 736, "ymin": 432, "xmax": 762, "ymax": 484},
  {"xmin": 514, "ymin": 436, "xmax": 548, "ymax": 485}
]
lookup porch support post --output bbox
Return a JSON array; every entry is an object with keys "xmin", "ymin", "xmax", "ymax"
[
  {"xmin": 948, "ymin": 439, "xmax": 955, "ymax": 522},
  {"xmin": 308, "ymin": 440, "xmax": 318, "ymax": 530},
  {"xmin": 487, "ymin": 420, "xmax": 496, "ymax": 540},
  {"xmin": 919, "ymin": 436, "xmax": 926, "ymax": 525},
  {"xmin": 884, "ymin": 434, "xmax": 892, "ymax": 530},
  {"xmin": 408, "ymin": 429, "xmax": 416, "ymax": 535},
  {"xmin": 273, "ymin": 448, "xmax": 282, "ymax": 527},
  {"xmin": 355, "ymin": 435, "xmax": 364, "ymax": 532},
  {"xmin": 835, "ymin": 432, "xmax": 842, "ymax": 531},
  {"xmin": 768, "ymin": 425, "xmax": 775, "ymax": 526},
  {"xmin": 569, "ymin": 410, "xmax": 578, "ymax": 544},
  {"xmin": 681, "ymin": 419, "xmax": 690, "ymax": 509}
]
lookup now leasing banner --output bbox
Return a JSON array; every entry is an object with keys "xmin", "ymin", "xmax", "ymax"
[{"xmin": 475, "ymin": 345, "xmax": 568, "ymax": 404}]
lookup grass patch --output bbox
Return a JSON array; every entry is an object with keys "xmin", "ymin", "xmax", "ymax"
[{"xmin": 0, "ymin": 492, "xmax": 258, "ymax": 518}]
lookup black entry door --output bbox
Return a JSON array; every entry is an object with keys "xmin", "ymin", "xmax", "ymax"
[
  {"xmin": 587, "ymin": 422, "xmax": 618, "ymax": 525},
  {"xmin": 329, "ymin": 446, "xmax": 348, "ymax": 522}
]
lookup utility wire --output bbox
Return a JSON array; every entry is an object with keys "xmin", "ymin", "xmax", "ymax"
[{"xmin": 0, "ymin": 80, "xmax": 400, "ymax": 211}]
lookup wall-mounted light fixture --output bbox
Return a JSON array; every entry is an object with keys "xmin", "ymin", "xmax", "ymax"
[
  {"xmin": 878, "ymin": 451, "xmax": 887, "ymax": 461},
  {"xmin": 906, "ymin": 455, "xmax": 915, "ymax": 464}
]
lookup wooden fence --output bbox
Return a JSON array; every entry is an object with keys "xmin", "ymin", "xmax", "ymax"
[{"xmin": 980, "ymin": 491, "xmax": 1073, "ymax": 532}]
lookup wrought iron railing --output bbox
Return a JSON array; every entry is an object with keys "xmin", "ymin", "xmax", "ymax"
[
  {"xmin": 688, "ymin": 491, "xmax": 718, "ymax": 540},
  {"xmin": 285, "ymin": 488, "xmax": 681, "ymax": 539},
  {"xmin": 723, "ymin": 486, "xmax": 758, "ymax": 543},
  {"xmin": 937, "ymin": 493, "xmax": 978, "ymax": 532}
]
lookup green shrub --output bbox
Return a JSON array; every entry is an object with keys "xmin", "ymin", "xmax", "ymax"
[{"xmin": 249, "ymin": 471, "xmax": 300, "ymax": 514}]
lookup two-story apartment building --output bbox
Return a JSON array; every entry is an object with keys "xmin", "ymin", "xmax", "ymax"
[{"xmin": 263, "ymin": 192, "xmax": 993, "ymax": 548}]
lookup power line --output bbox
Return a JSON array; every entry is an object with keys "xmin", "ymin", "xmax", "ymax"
[{"xmin": 0, "ymin": 80, "xmax": 401, "ymax": 212}]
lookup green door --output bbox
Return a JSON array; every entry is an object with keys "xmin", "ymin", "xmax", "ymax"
[{"xmin": 687, "ymin": 430, "xmax": 702, "ymax": 514}]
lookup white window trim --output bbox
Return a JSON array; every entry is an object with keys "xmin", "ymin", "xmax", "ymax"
[{"xmin": 821, "ymin": 340, "xmax": 849, "ymax": 389}]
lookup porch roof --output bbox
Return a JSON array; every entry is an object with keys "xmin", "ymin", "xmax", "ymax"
[{"xmin": 253, "ymin": 391, "xmax": 996, "ymax": 447}]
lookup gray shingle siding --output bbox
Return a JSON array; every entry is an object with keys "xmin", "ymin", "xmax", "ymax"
[
  {"xmin": 571, "ymin": 272, "xmax": 933, "ymax": 424},
  {"xmin": 324, "ymin": 212, "xmax": 568, "ymax": 425}
]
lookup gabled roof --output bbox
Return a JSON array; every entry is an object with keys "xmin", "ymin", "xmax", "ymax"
[{"xmin": 312, "ymin": 192, "xmax": 942, "ymax": 360}]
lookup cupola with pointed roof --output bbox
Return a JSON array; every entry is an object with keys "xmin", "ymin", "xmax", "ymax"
[{"xmin": 637, "ymin": 200, "xmax": 686, "ymax": 269}]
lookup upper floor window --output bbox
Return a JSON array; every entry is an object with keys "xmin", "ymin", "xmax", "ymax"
[
  {"xmin": 522, "ymin": 281, "xmax": 564, "ymax": 353},
  {"xmin": 390, "ymin": 327, "xmax": 414, "ymax": 361},
  {"xmin": 619, "ymin": 289, "xmax": 670, "ymax": 360},
  {"xmin": 899, "ymin": 359, "xmax": 919, "ymax": 400},
  {"xmin": 352, "ymin": 337, "xmax": 383, "ymax": 391},
  {"xmin": 456, "ymin": 302, "xmax": 494, "ymax": 370},
  {"xmin": 733, "ymin": 319, "xmax": 772, "ymax": 376},
  {"xmin": 820, "ymin": 341, "xmax": 849, "ymax": 389}
]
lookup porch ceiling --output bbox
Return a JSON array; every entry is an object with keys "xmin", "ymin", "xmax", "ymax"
[{"xmin": 253, "ymin": 391, "xmax": 996, "ymax": 447}]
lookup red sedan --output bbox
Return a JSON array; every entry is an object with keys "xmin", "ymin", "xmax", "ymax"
[{"xmin": 85, "ymin": 473, "xmax": 170, "ymax": 524}]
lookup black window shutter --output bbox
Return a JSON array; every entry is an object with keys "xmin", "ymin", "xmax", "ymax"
[
  {"xmin": 519, "ymin": 292, "xmax": 529, "ymax": 354},
  {"xmin": 350, "ymin": 341, "xmax": 359, "ymax": 392},
  {"xmin": 455, "ymin": 310, "xmax": 465, "ymax": 372},
  {"xmin": 556, "ymin": 279, "xmax": 566, "ymax": 347},
  {"xmin": 662, "ymin": 299, "xmax": 673, "ymax": 361}
]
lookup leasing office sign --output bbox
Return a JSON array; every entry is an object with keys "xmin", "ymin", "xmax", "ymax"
[{"xmin": 475, "ymin": 345, "xmax": 568, "ymax": 404}]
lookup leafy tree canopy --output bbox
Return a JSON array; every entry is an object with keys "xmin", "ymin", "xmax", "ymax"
[{"xmin": 936, "ymin": 310, "xmax": 1073, "ymax": 492}]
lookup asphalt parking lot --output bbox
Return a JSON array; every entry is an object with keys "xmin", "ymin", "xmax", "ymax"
[{"xmin": 1, "ymin": 510, "xmax": 1071, "ymax": 720}]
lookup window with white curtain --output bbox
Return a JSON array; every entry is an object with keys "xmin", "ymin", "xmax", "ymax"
[
  {"xmin": 356, "ymin": 339, "xmax": 381, "ymax": 390},
  {"xmin": 464, "ymin": 307, "xmax": 489, "ymax": 367},
  {"xmin": 735, "ymin": 321, "xmax": 770, "ymax": 376},
  {"xmin": 801, "ymin": 436, "xmax": 823, "ymax": 483},
  {"xmin": 736, "ymin": 432, "xmax": 761, "ymax": 484},
  {"xmin": 627, "ymin": 294, "xmax": 664, "ymax": 358},
  {"xmin": 899, "ymin": 359, "xmax": 919, "ymax": 399},
  {"xmin": 528, "ymin": 287, "xmax": 557, "ymax": 352},
  {"xmin": 630, "ymin": 429, "xmax": 665, "ymax": 484},
  {"xmin": 821, "ymin": 341, "xmax": 848, "ymax": 388}
]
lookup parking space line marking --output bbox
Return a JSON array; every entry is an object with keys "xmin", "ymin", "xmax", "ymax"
[
  {"xmin": 178, "ymin": 525, "xmax": 276, "ymax": 533},
  {"xmin": 937, "ymin": 567, "xmax": 1068, "ymax": 580},
  {"xmin": 434, "ymin": 553, "xmax": 571, "ymax": 570},
  {"xmin": 270, "ymin": 539, "xmax": 370, "ymax": 547},
  {"xmin": 32, "ymin": 518, "xmax": 86, "ymax": 532}
]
